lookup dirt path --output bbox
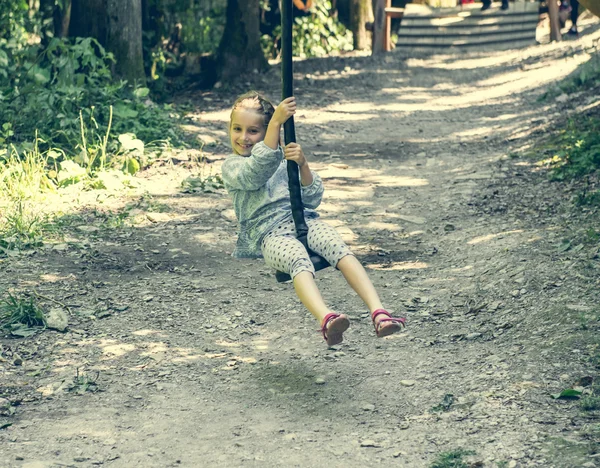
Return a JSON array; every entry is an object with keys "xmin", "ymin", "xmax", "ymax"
[{"xmin": 2, "ymin": 25, "xmax": 600, "ymax": 468}]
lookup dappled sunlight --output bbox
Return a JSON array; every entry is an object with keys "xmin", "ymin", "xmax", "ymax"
[
  {"xmin": 252, "ymin": 339, "xmax": 270, "ymax": 351},
  {"xmin": 407, "ymin": 230, "xmax": 425, "ymax": 237},
  {"xmin": 454, "ymin": 127, "xmax": 495, "ymax": 139},
  {"xmin": 364, "ymin": 221, "xmax": 403, "ymax": 232},
  {"xmin": 132, "ymin": 329, "xmax": 167, "ymax": 337},
  {"xmin": 195, "ymin": 109, "xmax": 230, "ymax": 123},
  {"xmin": 194, "ymin": 231, "xmax": 228, "ymax": 245},
  {"xmin": 468, "ymin": 229, "xmax": 525, "ymax": 245},
  {"xmin": 366, "ymin": 261, "xmax": 428, "ymax": 271},
  {"xmin": 325, "ymin": 188, "xmax": 374, "ymax": 200},
  {"xmin": 100, "ymin": 340, "xmax": 137, "ymax": 358},
  {"xmin": 365, "ymin": 174, "xmax": 429, "ymax": 187},
  {"xmin": 307, "ymin": 111, "xmax": 379, "ymax": 123},
  {"xmin": 40, "ymin": 273, "xmax": 76, "ymax": 283}
]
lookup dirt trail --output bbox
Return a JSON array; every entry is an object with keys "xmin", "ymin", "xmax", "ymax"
[{"xmin": 2, "ymin": 25, "xmax": 600, "ymax": 468}]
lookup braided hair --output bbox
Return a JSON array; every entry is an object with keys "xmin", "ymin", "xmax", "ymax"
[{"xmin": 230, "ymin": 91, "xmax": 275, "ymax": 128}]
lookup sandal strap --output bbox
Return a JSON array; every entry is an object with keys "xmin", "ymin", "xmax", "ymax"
[
  {"xmin": 371, "ymin": 309, "xmax": 406, "ymax": 333},
  {"xmin": 371, "ymin": 309, "xmax": 392, "ymax": 321},
  {"xmin": 321, "ymin": 313, "xmax": 340, "ymax": 340}
]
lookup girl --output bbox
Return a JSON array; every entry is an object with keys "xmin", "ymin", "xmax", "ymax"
[{"xmin": 221, "ymin": 91, "xmax": 406, "ymax": 346}]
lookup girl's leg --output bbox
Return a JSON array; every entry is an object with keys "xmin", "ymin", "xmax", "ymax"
[
  {"xmin": 262, "ymin": 230, "xmax": 349, "ymax": 343},
  {"xmin": 337, "ymin": 255, "xmax": 404, "ymax": 334},
  {"xmin": 336, "ymin": 255, "xmax": 383, "ymax": 313},
  {"xmin": 306, "ymin": 219, "xmax": 402, "ymax": 334},
  {"xmin": 293, "ymin": 270, "xmax": 330, "ymax": 323}
]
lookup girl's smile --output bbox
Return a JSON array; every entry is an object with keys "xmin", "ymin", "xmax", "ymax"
[{"xmin": 230, "ymin": 109, "xmax": 267, "ymax": 156}]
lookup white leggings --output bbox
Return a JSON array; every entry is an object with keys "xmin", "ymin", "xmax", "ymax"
[{"xmin": 261, "ymin": 218, "xmax": 354, "ymax": 279}]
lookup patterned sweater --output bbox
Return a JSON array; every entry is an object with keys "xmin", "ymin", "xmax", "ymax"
[{"xmin": 221, "ymin": 141, "xmax": 324, "ymax": 258}]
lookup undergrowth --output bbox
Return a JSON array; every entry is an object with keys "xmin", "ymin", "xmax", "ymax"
[
  {"xmin": 0, "ymin": 292, "xmax": 46, "ymax": 337},
  {"xmin": 430, "ymin": 448, "xmax": 476, "ymax": 468},
  {"xmin": 533, "ymin": 49, "xmax": 600, "ymax": 206}
]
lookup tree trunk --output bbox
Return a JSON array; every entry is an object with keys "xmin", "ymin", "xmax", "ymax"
[
  {"xmin": 216, "ymin": 0, "xmax": 268, "ymax": 82},
  {"xmin": 54, "ymin": 0, "xmax": 72, "ymax": 38},
  {"xmin": 69, "ymin": 0, "xmax": 108, "ymax": 43},
  {"xmin": 106, "ymin": 0, "xmax": 145, "ymax": 83},
  {"xmin": 69, "ymin": 0, "xmax": 145, "ymax": 83},
  {"xmin": 350, "ymin": 0, "xmax": 373, "ymax": 50}
]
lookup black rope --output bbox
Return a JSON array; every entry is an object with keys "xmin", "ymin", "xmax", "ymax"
[{"xmin": 276, "ymin": 0, "xmax": 330, "ymax": 283}]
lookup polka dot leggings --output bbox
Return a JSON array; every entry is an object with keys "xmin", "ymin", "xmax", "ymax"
[{"xmin": 261, "ymin": 218, "xmax": 354, "ymax": 279}]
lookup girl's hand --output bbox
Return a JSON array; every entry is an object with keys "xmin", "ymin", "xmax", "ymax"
[
  {"xmin": 272, "ymin": 97, "xmax": 297, "ymax": 125},
  {"xmin": 284, "ymin": 142, "xmax": 307, "ymax": 167}
]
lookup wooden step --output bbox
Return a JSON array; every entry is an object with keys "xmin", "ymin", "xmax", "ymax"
[{"xmin": 395, "ymin": 2, "xmax": 540, "ymax": 50}]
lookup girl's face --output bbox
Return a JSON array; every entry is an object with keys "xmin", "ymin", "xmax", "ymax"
[{"xmin": 230, "ymin": 109, "xmax": 266, "ymax": 156}]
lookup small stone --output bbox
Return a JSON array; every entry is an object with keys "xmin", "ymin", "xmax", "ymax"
[
  {"xmin": 398, "ymin": 215, "xmax": 426, "ymax": 225},
  {"xmin": 360, "ymin": 439, "xmax": 380, "ymax": 447},
  {"xmin": 362, "ymin": 403, "xmax": 376, "ymax": 411},
  {"xmin": 508, "ymin": 461, "xmax": 517, "ymax": 468},
  {"xmin": 400, "ymin": 380, "xmax": 416, "ymax": 387},
  {"xmin": 466, "ymin": 332, "xmax": 482, "ymax": 340},
  {"xmin": 393, "ymin": 450, "xmax": 406, "ymax": 458},
  {"xmin": 315, "ymin": 378, "xmax": 326, "ymax": 385},
  {"xmin": 13, "ymin": 354, "xmax": 23, "ymax": 366},
  {"xmin": 45, "ymin": 308, "xmax": 68, "ymax": 332},
  {"xmin": 76, "ymin": 225, "xmax": 99, "ymax": 233}
]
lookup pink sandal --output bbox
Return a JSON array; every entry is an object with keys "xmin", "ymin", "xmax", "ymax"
[
  {"xmin": 371, "ymin": 309, "xmax": 406, "ymax": 337},
  {"xmin": 321, "ymin": 313, "xmax": 350, "ymax": 346}
]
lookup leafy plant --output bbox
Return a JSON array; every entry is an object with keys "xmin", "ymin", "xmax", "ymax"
[
  {"xmin": 430, "ymin": 449, "xmax": 476, "ymax": 468},
  {"xmin": 67, "ymin": 368, "xmax": 100, "ymax": 394},
  {"xmin": 0, "ymin": 292, "xmax": 46, "ymax": 337},
  {"xmin": 262, "ymin": 1, "xmax": 353, "ymax": 59},
  {"xmin": 0, "ymin": 36, "xmax": 189, "ymax": 169},
  {"xmin": 430, "ymin": 394, "xmax": 455, "ymax": 413}
]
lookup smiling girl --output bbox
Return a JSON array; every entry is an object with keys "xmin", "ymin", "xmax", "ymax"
[{"xmin": 221, "ymin": 91, "xmax": 406, "ymax": 346}]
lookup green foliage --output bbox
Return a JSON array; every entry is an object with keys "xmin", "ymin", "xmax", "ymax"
[
  {"xmin": 539, "ymin": 52, "xmax": 600, "ymax": 101},
  {"xmin": 1, "ymin": 36, "xmax": 186, "ymax": 160},
  {"xmin": 263, "ymin": 1, "xmax": 353, "ymax": 59},
  {"xmin": 430, "ymin": 449, "xmax": 476, "ymax": 468},
  {"xmin": 67, "ymin": 368, "xmax": 100, "ymax": 394},
  {"xmin": 581, "ymin": 395, "xmax": 600, "ymax": 411},
  {"xmin": 0, "ymin": 142, "xmax": 53, "ymax": 253},
  {"xmin": 430, "ymin": 393, "xmax": 455, "ymax": 412},
  {"xmin": 534, "ymin": 115, "xmax": 600, "ymax": 189},
  {"xmin": 0, "ymin": 292, "xmax": 46, "ymax": 337}
]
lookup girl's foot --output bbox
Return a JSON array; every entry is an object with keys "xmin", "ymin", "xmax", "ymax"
[
  {"xmin": 372, "ymin": 309, "xmax": 406, "ymax": 337},
  {"xmin": 321, "ymin": 313, "xmax": 350, "ymax": 346}
]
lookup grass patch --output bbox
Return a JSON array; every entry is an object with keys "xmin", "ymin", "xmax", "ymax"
[
  {"xmin": 0, "ymin": 292, "xmax": 46, "ymax": 337},
  {"xmin": 534, "ymin": 116, "xmax": 600, "ymax": 181},
  {"xmin": 430, "ymin": 448, "xmax": 476, "ymax": 468},
  {"xmin": 539, "ymin": 52, "xmax": 600, "ymax": 101},
  {"xmin": 581, "ymin": 395, "xmax": 600, "ymax": 411}
]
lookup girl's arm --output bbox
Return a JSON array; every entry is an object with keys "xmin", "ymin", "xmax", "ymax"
[
  {"xmin": 264, "ymin": 97, "xmax": 296, "ymax": 150},
  {"xmin": 221, "ymin": 142, "xmax": 283, "ymax": 191},
  {"xmin": 284, "ymin": 142, "xmax": 324, "ymax": 209}
]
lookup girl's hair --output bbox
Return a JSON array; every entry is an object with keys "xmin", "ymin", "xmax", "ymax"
[{"xmin": 230, "ymin": 91, "xmax": 275, "ymax": 128}]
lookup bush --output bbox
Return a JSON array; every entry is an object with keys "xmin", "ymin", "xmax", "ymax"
[
  {"xmin": 262, "ymin": 1, "xmax": 353, "ymax": 59},
  {"xmin": 0, "ymin": 36, "xmax": 189, "ymax": 169}
]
